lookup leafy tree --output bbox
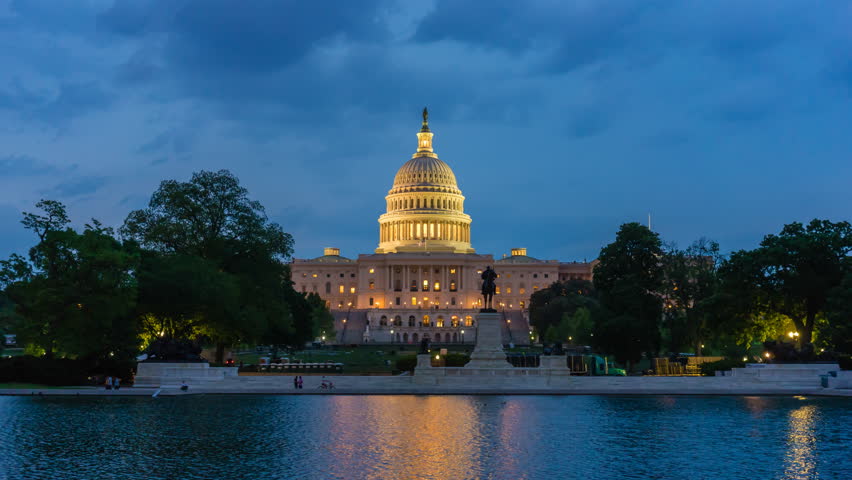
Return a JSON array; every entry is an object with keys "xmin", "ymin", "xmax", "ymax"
[
  {"xmin": 718, "ymin": 220, "xmax": 852, "ymax": 346},
  {"xmin": 824, "ymin": 270, "xmax": 852, "ymax": 353},
  {"xmin": 122, "ymin": 170, "xmax": 297, "ymax": 361},
  {"xmin": 529, "ymin": 279, "xmax": 596, "ymax": 340},
  {"xmin": 0, "ymin": 201, "xmax": 139, "ymax": 360},
  {"xmin": 660, "ymin": 238, "xmax": 722, "ymax": 354},
  {"xmin": 592, "ymin": 223, "xmax": 664, "ymax": 369}
]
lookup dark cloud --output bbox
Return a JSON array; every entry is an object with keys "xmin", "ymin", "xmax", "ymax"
[
  {"xmin": 0, "ymin": 154, "xmax": 58, "ymax": 176},
  {"xmin": 50, "ymin": 176, "xmax": 108, "ymax": 198},
  {"xmin": 0, "ymin": 80, "xmax": 112, "ymax": 126}
]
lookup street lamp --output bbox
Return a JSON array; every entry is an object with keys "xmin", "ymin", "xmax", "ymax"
[{"xmin": 461, "ymin": 329, "xmax": 465, "ymax": 343}]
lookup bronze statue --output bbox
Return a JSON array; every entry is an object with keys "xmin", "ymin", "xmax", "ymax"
[
  {"xmin": 422, "ymin": 107, "xmax": 428, "ymax": 123},
  {"xmin": 481, "ymin": 266, "xmax": 497, "ymax": 311}
]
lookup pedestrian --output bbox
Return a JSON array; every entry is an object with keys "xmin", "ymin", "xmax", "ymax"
[
  {"xmin": 105, "ymin": 375, "xmax": 113, "ymax": 391},
  {"xmin": 297, "ymin": 376, "xmax": 303, "ymax": 389},
  {"xmin": 293, "ymin": 375, "xmax": 298, "ymax": 389},
  {"xmin": 113, "ymin": 377, "xmax": 120, "ymax": 391}
]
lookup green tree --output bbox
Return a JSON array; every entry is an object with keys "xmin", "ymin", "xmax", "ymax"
[
  {"xmin": 529, "ymin": 279, "xmax": 596, "ymax": 340},
  {"xmin": 717, "ymin": 220, "xmax": 852, "ymax": 346},
  {"xmin": 592, "ymin": 223, "xmax": 664, "ymax": 370},
  {"xmin": 1, "ymin": 201, "xmax": 139, "ymax": 360},
  {"xmin": 823, "ymin": 270, "xmax": 852, "ymax": 353},
  {"xmin": 122, "ymin": 170, "xmax": 297, "ymax": 361},
  {"xmin": 661, "ymin": 238, "xmax": 722, "ymax": 355}
]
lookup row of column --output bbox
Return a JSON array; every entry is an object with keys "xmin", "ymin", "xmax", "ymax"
[
  {"xmin": 388, "ymin": 196, "xmax": 461, "ymax": 212},
  {"xmin": 388, "ymin": 265, "xmax": 464, "ymax": 297},
  {"xmin": 380, "ymin": 220, "xmax": 470, "ymax": 243}
]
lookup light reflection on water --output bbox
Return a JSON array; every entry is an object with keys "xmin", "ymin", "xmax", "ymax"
[{"xmin": 0, "ymin": 395, "xmax": 848, "ymax": 480}]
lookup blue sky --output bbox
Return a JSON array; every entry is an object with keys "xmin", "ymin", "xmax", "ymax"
[{"xmin": 1, "ymin": 0, "xmax": 851, "ymax": 262}]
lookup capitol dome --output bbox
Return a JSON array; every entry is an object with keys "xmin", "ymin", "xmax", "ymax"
[{"xmin": 375, "ymin": 109, "xmax": 474, "ymax": 254}]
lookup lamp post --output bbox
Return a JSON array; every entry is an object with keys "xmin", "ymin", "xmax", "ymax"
[
  {"xmin": 390, "ymin": 329, "xmax": 394, "ymax": 344},
  {"xmin": 461, "ymin": 329, "xmax": 465, "ymax": 344}
]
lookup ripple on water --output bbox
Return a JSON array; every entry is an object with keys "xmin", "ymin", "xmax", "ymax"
[{"xmin": 0, "ymin": 395, "xmax": 849, "ymax": 480}]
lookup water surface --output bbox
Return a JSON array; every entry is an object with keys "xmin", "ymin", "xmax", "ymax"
[{"xmin": 0, "ymin": 395, "xmax": 848, "ymax": 479}]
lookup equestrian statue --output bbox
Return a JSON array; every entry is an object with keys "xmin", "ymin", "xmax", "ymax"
[{"xmin": 480, "ymin": 266, "xmax": 498, "ymax": 312}]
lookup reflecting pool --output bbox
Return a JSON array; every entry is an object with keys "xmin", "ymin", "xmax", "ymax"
[{"xmin": 0, "ymin": 395, "xmax": 848, "ymax": 479}]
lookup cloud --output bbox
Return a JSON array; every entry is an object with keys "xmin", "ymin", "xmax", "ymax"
[
  {"xmin": 0, "ymin": 154, "xmax": 58, "ymax": 176},
  {"xmin": 50, "ymin": 176, "xmax": 108, "ymax": 198}
]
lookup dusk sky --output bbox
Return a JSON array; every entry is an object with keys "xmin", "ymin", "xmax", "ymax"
[{"xmin": 1, "ymin": 0, "xmax": 851, "ymax": 262}]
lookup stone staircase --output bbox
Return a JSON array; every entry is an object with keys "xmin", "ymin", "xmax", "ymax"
[{"xmin": 334, "ymin": 310, "xmax": 368, "ymax": 344}]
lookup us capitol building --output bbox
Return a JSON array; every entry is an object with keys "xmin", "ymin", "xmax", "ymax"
[{"xmin": 290, "ymin": 110, "xmax": 595, "ymax": 345}]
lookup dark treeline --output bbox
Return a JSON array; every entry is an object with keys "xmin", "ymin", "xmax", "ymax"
[
  {"xmin": 0, "ymin": 170, "xmax": 334, "ymax": 372},
  {"xmin": 531, "ymin": 222, "xmax": 852, "ymax": 370}
]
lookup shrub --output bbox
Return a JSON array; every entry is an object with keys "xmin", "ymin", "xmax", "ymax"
[
  {"xmin": 699, "ymin": 358, "xmax": 746, "ymax": 376},
  {"xmin": 395, "ymin": 356, "xmax": 417, "ymax": 372},
  {"xmin": 444, "ymin": 352, "xmax": 470, "ymax": 367},
  {"xmin": 839, "ymin": 355, "xmax": 852, "ymax": 371}
]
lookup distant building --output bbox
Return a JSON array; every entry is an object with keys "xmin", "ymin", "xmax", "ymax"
[{"xmin": 290, "ymin": 111, "xmax": 595, "ymax": 344}]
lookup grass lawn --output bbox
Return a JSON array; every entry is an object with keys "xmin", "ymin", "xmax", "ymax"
[{"xmin": 0, "ymin": 383, "xmax": 69, "ymax": 389}]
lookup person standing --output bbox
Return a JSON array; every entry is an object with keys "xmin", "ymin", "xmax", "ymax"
[
  {"xmin": 297, "ymin": 376, "xmax": 303, "ymax": 389},
  {"xmin": 105, "ymin": 376, "xmax": 112, "ymax": 391},
  {"xmin": 113, "ymin": 377, "xmax": 120, "ymax": 390},
  {"xmin": 293, "ymin": 376, "xmax": 298, "ymax": 389}
]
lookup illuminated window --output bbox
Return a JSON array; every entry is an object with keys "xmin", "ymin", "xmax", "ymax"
[
  {"xmin": 506, "ymin": 287, "xmax": 512, "ymax": 294},
  {"xmin": 312, "ymin": 273, "xmax": 318, "ymax": 278},
  {"xmin": 339, "ymin": 285, "xmax": 344, "ymax": 293},
  {"xmin": 433, "ymin": 282, "xmax": 440, "ymax": 292},
  {"xmin": 369, "ymin": 268, "xmax": 375, "ymax": 274},
  {"xmin": 450, "ymin": 268, "xmax": 456, "ymax": 274},
  {"xmin": 302, "ymin": 273, "xmax": 307, "ymax": 278},
  {"xmin": 422, "ymin": 315, "xmax": 430, "ymax": 326},
  {"xmin": 436, "ymin": 316, "xmax": 444, "ymax": 328},
  {"xmin": 464, "ymin": 315, "xmax": 473, "ymax": 327},
  {"xmin": 422, "ymin": 279, "xmax": 429, "ymax": 291},
  {"xmin": 519, "ymin": 287, "xmax": 526, "ymax": 295},
  {"xmin": 338, "ymin": 301, "xmax": 343, "ymax": 308},
  {"xmin": 350, "ymin": 287, "xmax": 356, "ymax": 294},
  {"xmin": 451, "ymin": 315, "xmax": 459, "ymax": 327},
  {"xmin": 410, "ymin": 280, "xmax": 418, "ymax": 291},
  {"xmin": 520, "ymin": 301, "xmax": 525, "ymax": 308},
  {"xmin": 412, "ymin": 297, "xmax": 418, "ymax": 306},
  {"xmin": 496, "ymin": 286, "xmax": 501, "ymax": 294},
  {"xmin": 533, "ymin": 285, "xmax": 538, "ymax": 291},
  {"xmin": 450, "ymin": 281, "xmax": 457, "ymax": 291},
  {"xmin": 369, "ymin": 281, "xmax": 375, "ymax": 290},
  {"xmin": 506, "ymin": 274, "xmax": 511, "ymax": 278}
]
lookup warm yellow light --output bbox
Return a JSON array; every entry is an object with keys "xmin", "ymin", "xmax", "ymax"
[
  {"xmin": 742, "ymin": 356, "xmax": 748, "ymax": 362},
  {"xmin": 568, "ymin": 336, "xmax": 573, "ymax": 341},
  {"xmin": 350, "ymin": 287, "xmax": 356, "ymax": 294},
  {"xmin": 764, "ymin": 352, "xmax": 771, "ymax": 358},
  {"xmin": 369, "ymin": 268, "xmax": 375, "ymax": 274},
  {"xmin": 342, "ymin": 319, "xmax": 347, "ymax": 324},
  {"xmin": 435, "ymin": 355, "xmax": 440, "ymax": 360},
  {"xmin": 461, "ymin": 330, "xmax": 465, "ymax": 334},
  {"xmin": 701, "ymin": 344, "xmax": 705, "ymax": 348}
]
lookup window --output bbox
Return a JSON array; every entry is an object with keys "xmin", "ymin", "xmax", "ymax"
[
  {"xmin": 394, "ymin": 280, "xmax": 402, "ymax": 291},
  {"xmin": 408, "ymin": 316, "xmax": 416, "ymax": 327},
  {"xmin": 520, "ymin": 301, "xmax": 525, "ymax": 309},
  {"xmin": 450, "ymin": 268, "xmax": 456, "ymax": 274},
  {"xmin": 496, "ymin": 286, "xmax": 501, "ymax": 294},
  {"xmin": 412, "ymin": 297, "xmax": 418, "ymax": 306},
  {"xmin": 338, "ymin": 301, "xmax": 343, "ymax": 308},
  {"xmin": 410, "ymin": 280, "xmax": 418, "ymax": 292},
  {"xmin": 369, "ymin": 297, "xmax": 374, "ymax": 306},
  {"xmin": 350, "ymin": 287, "xmax": 356, "ymax": 294},
  {"xmin": 436, "ymin": 316, "xmax": 444, "ymax": 328},
  {"xmin": 339, "ymin": 285, "xmax": 344, "ymax": 293},
  {"xmin": 312, "ymin": 273, "xmax": 318, "ymax": 278},
  {"xmin": 422, "ymin": 279, "xmax": 429, "ymax": 291},
  {"xmin": 435, "ymin": 268, "xmax": 440, "ymax": 274},
  {"xmin": 433, "ymin": 282, "xmax": 440, "ymax": 292},
  {"xmin": 369, "ymin": 281, "xmax": 375, "ymax": 290},
  {"xmin": 379, "ymin": 315, "xmax": 386, "ymax": 325},
  {"xmin": 544, "ymin": 274, "xmax": 549, "ymax": 278},
  {"xmin": 533, "ymin": 285, "xmax": 538, "ymax": 291},
  {"xmin": 451, "ymin": 315, "xmax": 459, "ymax": 327},
  {"xmin": 302, "ymin": 273, "xmax": 307, "ymax": 278},
  {"xmin": 464, "ymin": 315, "xmax": 474, "ymax": 327},
  {"xmin": 394, "ymin": 315, "xmax": 402, "ymax": 326},
  {"xmin": 451, "ymin": 297, "xmax": 456, "ymax": 305},
  {"xmin": 325, "ymin": 282, "xmax": 331, "ymax": 294},
  {"xmin": 422, "ymin": 315, "xmax": 431, "ymax": 326},
  {"xmin": 450, "ymin": 281, "xmax": 457, "ymax": 291},
  {"xmin": 533, "ymin": 274, "xmax": 538, "ymax": 278},
  {"xmin": 506, "ymin": 287, "xmax": 512, "ymax": 294},
  {"xmin": 395, "ymin": 297, "xmax": 401, "ymax": 306},
  {"xmin": 506, "ymin": 274, "xmax": 511, "ymax": 278},
  {"xmin": 339, "ymin": 273, "xmax": 343, "ymax": 278},
  {"xmin": 369, "ymin": 268, "xmax": 375, "ymax": 274},
  {"xmin": 351, "ymin": 273, "xmax": 355, "ymax": 278}
]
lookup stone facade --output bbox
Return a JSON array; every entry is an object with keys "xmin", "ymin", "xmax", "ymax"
[{"xmin": 290, "ymin": 112, "xmax": 595, "ymax": 345}]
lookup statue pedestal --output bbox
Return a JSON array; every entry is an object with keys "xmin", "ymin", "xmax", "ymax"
[
  {"xmin": 466, "ymin": 312, "xmax": 512, "ymax": 369},
  {"xmin": 540, "ymin": 355, "xmax": 571, "ymax": 376}
]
